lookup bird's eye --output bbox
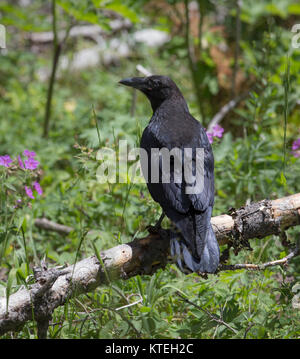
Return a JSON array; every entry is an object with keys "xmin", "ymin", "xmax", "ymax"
[{"xmin": 149, "ymin": 79, "xmax": 160, "ymax": 88}]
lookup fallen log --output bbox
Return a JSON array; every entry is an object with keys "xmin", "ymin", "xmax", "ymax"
[
  {"xmin": 34, "ymin": 192, "xmax": 300, "ymax": 247},
  {"xmin": 1, "ymin": 192, "xmax": 300, "ymax": 337}
]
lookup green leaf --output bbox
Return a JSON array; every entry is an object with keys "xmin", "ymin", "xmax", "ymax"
[
  {"xmin": 104, "ymin": 2, "xmax": 139, "ymax": 23},
  {"xmin": 280, "ymin": 171, "xmax": 287, "ymax": 187},
  {"xmin": 17, "ymin": 216, "xmax": 27, "ymax": 232},
  {"xmin": 57, "ymin": 0, "xmax": 102, "ymax": 25},
  {"xmin": 6, "ymin": 268, "xmax": 17, "ymax": 314},
  {"xmin": 288, "ymin": 4, "xmax": 300, "ymax": 15},
  {"xmin": 4, "ymin": 182, "xmax": 17, "ymax": 192},
  {"xmin": 140, "ymin": 306, "xmax": 151, "ymax": 313}
]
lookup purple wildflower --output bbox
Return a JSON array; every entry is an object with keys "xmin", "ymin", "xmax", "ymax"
[
  {"xmin": 292, "ymin": 151, "xmax": 300, "ymax": 158},
  {"xmin": 0, "ymin": 155, "xmax": 13, "ymax": 168},
  {"xmin": 25, "ymin": 186, "xmax": 35, "ymax": 199},
  {"xmin": 33, "ymin": 181, "xmax": 43, "ymax": 195},
  {"xmin": 206, "ymin": 132, "xmax": 214, "ymax": 144},
  {"xmin": 292, "ymin": 138, "xmax": 300, "ymax": 151},
  {"xmin": 13, "ymin": 199, "xmax": 23, "ymax": 209},
  {"xmin": 212, "ymin": 124, "xmax": 225, "ymax": 138},
  {"xmin": 23, "ymin": 150, "xmax": 36, "ymax": 158},
  {"xmin": 18, "ymin": 155, "xmax": 25, "ymax": 169},
  {"xmin": 24, "ymin": 157, "xmax": 39, "ymax": 170},
  {"xmin": 18, "ymin": 150, "xmax": 39, "ymax": 170},
  {"xmin": 291, "ymin": 138, "xmax": 300, "ymax": 158}
]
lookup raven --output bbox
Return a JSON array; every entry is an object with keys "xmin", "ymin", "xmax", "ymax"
[{"xmin": 119, "ymin": 75, "xmax": 219, "ymax": 273}]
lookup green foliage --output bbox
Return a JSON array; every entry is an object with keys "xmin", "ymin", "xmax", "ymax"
[{"xmin": 0, "ymin": 0, "xmax": 300, "ymax": 339}]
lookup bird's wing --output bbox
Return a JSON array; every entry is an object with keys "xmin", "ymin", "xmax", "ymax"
[
  {"xmin": 140, "ymin": 125, "xmax": 190, "ymax": 214},
  {"xmin": 185, "ymin": 117, "xmax": 215, "ymax": 212},
  {"xmin": 140, "ymin": 120, "xmax": 214, "ymax": 214},
  {"xmin": 187, "ymin": 145, "xmax": 215, "ymax": 211}
]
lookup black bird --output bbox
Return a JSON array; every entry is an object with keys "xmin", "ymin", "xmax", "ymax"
[{"xmin": 119, "ymin": 75, "xmax": 219, "ymax": 273}]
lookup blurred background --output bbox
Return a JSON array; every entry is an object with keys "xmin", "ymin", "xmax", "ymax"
[{"xmin": 0, "ymin": 0, "xmax": 300, "ymax": 339}]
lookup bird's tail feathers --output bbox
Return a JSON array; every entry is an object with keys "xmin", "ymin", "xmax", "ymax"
[{"xmin": 170, "ymin": 207, "xmax": 219, "ymax": 274}]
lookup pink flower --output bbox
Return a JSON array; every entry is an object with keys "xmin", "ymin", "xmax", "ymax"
[
  {"xmin": 25, "ymin": 186, "xmax": 35, "ymax": 199},
  {"xmin": 292, "ymin": 138, "xmax": 300, "ymax": 151},
  {"xmin": 18, "ymin": 155, "xmax": 25, "ymax": 169},
  {"xmin": 24, "ymin": 157, "xmax": 39, "ymax": 170},
  {"xmin": 205, "ymin": 124, "xmax": 225, "ymax": 145},
  {"xmin": 206, "ymin": 132, "xmax": 214, "ymax": 144},
  {"xmin": 18, "ymin": 150, "xmax": 39, "ymax": 170},
  {"xmin": 33, "ymin": 182, "xmax": 43, "ymax": 195},
  {"xmin": 0, "ymin": 155, "xmax": 13, "ymax": 168},
  {"xmin": 212, "ymin": 124, "xmax": 224, "ymax": 138},
  {"xmin": 23, "ymin": 150, "xmax": 36, "ymax": 158},
  {"xmin": 292, "ymin": 151, "xmax": 300, "ymax": 158}
]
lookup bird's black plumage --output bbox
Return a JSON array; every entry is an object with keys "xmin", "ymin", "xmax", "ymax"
[{"xmin": 119, "ymin": 75, "xmax": 220, "ymax": 273}]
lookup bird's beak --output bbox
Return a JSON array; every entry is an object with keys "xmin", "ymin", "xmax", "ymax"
[{"xmin": 119, "ymin": 77, "xmax": 147, "ymax": 90}]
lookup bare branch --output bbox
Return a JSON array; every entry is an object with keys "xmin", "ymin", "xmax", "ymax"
[
  {"xmin": 219, "ymin": 242, "xmax": 299, "ymax": 271},
  {"xmin": 34, "ymin": 218, "xmax": 73, "ymax": 235},
  {"xmin": 207, "ymin": 91, "xmax": 249, "ymax": 133},
  {"xmin": 136, "ymin": 64, "xmax": 152, "ymax": 77}
]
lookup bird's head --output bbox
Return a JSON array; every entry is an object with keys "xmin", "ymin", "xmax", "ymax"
[{"xmin": 119, "ymin": 75, "xmax": 182, "ymax": 111}]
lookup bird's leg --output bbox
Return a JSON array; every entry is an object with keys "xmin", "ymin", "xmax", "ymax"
[{"xmin": 146, "ymin": 213, "xmax": 165, "ymax": 234}]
